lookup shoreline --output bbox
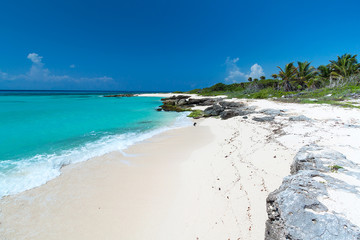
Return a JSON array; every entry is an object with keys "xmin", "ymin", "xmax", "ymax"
[
  {"xmin": 0, "ymin": 121, "xmax": 213, "ymax": 239},
  {"xmin": 1, "ymin": 96, "xmax": 360, "ymax": 239}
]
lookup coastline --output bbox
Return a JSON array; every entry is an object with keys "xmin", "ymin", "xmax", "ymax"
[
  {"xmin": 0, "ymin": 121, "xmax": 213, "ymax": 239},
  {"xmin": 1, "ymin": 95, "xmax": 360, "ymax": 239}
]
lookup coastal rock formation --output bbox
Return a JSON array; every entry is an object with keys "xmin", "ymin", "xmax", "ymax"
[
  {"xmin": 265, "ymin": 144, "xmax": 360, "ymax": 240},
  {"xmin": 219, "ymin": 101, "xmax": 245, "ymax": 108},
  {"xmin": 204, "ymin": 104, "xmax": 224, "ymax": 116},
  {"xmin": 159, "ymin": 95, "xmax": 222, "ymax": 112},
  {"xmin": 158, "ymin": 95, "xmax": 257, "ymax": 120}
]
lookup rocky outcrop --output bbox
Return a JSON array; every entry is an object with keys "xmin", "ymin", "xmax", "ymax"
[
  {"xmin": 159, "ymin": 95, "xmax": 222, "ymax": 112},
  {"xmin": 159, "ymin": 95, "xmax": 257, "ymax": 120},
  {"xmin": 265, "ymin": 144, "xmax": 360, "ymax": 240},
  {"xmin": 204, "ymin": 104, "xmax": 224, "ymax": 116}
]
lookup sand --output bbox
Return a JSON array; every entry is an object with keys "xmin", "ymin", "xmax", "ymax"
[{"xmin": 1, "ymin": 97, "xmax": 360, "ymax": 239}]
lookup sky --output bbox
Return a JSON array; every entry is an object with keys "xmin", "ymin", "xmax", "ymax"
[{"xmin": 1, "ymin": 0, "xmax": 360, "ymax": 91}]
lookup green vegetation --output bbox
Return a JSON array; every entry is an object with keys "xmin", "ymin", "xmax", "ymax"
[
  {"xmin": 186, "ymin": 53, "xmax": 360, "ymax": 108},
  {"xmin": 330, "ymin": 165, "xmax": 344, "ymax": 172},
  {"xmin": 160, "ymin": 102, "xmax": 190, "ymax": 112},
  {"xmin": 187, "ymin": 110, "xmax": 204, "ymax": 118}
]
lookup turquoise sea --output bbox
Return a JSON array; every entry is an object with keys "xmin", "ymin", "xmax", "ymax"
[{"xmin": 0, "ymin": 91, "xmax": 190, "ymax": 198}]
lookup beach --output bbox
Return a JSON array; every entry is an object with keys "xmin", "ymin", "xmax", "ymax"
[{"xmin": 1, "ymin": 96, "xmax": 360, "ymax": 239}]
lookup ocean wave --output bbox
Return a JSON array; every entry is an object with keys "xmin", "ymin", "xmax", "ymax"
[{"xmin": 0, "ymin": 112, "xmax": 192, "ymax": 198}]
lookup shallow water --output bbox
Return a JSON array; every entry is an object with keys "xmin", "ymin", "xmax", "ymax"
[{"xmin": 0, "ymin": 91, "xmax": 190, "ymax": 197}]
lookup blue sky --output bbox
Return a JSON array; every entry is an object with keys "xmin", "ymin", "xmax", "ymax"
[{"xmin": 1, "ymin": 0, "xmax": 360, "ymax": 91}]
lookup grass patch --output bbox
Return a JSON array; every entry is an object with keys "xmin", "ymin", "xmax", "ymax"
[
  {"xmin": 329, "ymin": 165, "xmax": 344, "ymax": 172},
  {"xmin": 187, "ymin": 110, "xmax": 204, "ymax": 118}
]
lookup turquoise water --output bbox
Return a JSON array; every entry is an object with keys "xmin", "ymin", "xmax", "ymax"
[{"xmin": 0, "ymin": 91, "xmax": 190, "ymax": 197}]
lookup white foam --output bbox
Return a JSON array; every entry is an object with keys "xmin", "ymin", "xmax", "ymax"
[{"xmin": 0, "ymin": 112, "xmax": 192, "ymax": 198}]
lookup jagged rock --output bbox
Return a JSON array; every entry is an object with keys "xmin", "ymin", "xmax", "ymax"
[
  {"xmin": 252, "ymin": 116, "xmax": 275, "ymax": 122},
  {"xmin": 265, "ymin": 144, "xmax": 360, "ymax": 240},
  {"xmin": 219, "ymin": 101, "xmax": 245, "ymax": 109},
  {"xmin": 176, "ymin": 98, "xmax": 187, "ymax": 106},
  {"xmin": 220, "ymin": 109, "xmax": 240, "ymax": 119},
  {"xmin": 204, "ymin": 104, "xmax": 224, "ymax": 116},
  {"xmin": 198, "ymin": 99, "xmax": 219, "ymax": 106},
  {"xmin": 159, "ymin": 103, "xmax": 187, "ymax": 112},
  {"xmin": 289, "ymin": 145, "xmax": 356, "ymax": 174},
  {"xmin": 289, "ymin": 115, "xmax": 312, "ymax": 121},
  {"xmin": 187, "ymin": 98, "xmax": 218, "ymax": 106}
]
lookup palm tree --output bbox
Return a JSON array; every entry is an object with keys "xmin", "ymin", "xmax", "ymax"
[
  {"xmin": 329, "ymin": 54, "xmax": 360, "ymax": 78},
  {"xmin": 277, "ymin": 63, "xmax": 297, "ymax": 91},
  {"xmin": 260, "ymin": 76, "xmax": 266, "ymax": 80},
  {"xmin": 248, "ymin": 77, "xmax": 253, "ymax": 82},
  {"xmin": 317, "ymin": 65, "xmax": 331, "ymax": 80},
  {"xmin": 296, "ymin": 61, "xmax": 317, "ymax": 86},
  {"xmin": 271, "ymin": 74, "xmax": 278, "ymax": 79}
]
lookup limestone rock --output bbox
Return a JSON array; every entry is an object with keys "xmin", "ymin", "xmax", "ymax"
[{"xmin": 265, "ymin": 144, "xmax": 360, "ymax": 240}]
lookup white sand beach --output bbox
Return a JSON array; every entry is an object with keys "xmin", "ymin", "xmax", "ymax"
[{"xmin": 1, "ymin": 96, "xmax": 360, "ymax": 239}]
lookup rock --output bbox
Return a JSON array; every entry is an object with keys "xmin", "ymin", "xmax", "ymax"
[
  {"xmin": 204, "ymin": 104, "xmax": 224, "ymax": 116},
  {"xmin": 176, "ymin": 98, "xmax": 187, "ymax": 106},
  {"xmin": 259, "ymin": 108, "xmax": 283, "ymax": 116},
  {"xmin": 219, "ymin": 101, "xmax": 245, "ymax": 109},
  {"xmin": 289, "ymin": 144, "xmax": 355, "ymax": 174},
  {"xmin": 220, "ymin": 108, "xmax": 254, "ymax": 120},
  {"xmin": 265, "ymin": 144, "xmax": 360, "ymax": 240},
  {"xmin": 198, "ymin": 99, "xmax": 219, "ymax": 106},
  {"xmin": 159, "ymin": 103, "xmax": 187, "ymax": 112},
  {"xmin": 187, "ymin": 98, "xmax": 219, "ymax": 106},
  {"xmin": 243, "ymin": 116, "xmax": 248, "ymax": 119},
  {"xmin": 252, "ymin": 116, "xmax": 275, "ymax": 122},
  {"xmin": 289, "ymin": 115, "xmax": 312, "ymax": 121},
  {"xmin": 220, "ymin": 109, "xmax": 240, "ymax": 119}
]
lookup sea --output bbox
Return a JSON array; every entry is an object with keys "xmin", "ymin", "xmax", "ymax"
[{"xmin": 0, "ymin": 90, "xmax": 191, "ymax": 198}]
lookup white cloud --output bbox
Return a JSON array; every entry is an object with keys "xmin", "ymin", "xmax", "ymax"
[
  {"xmin": 0, "ymin": 53, "xmax": 113, "ymax": 84},
  {"xmin": 224, "ymin": 57, "xmax": 245, "ymax": 83},
  {"xmin": 27, "ymin": 53, "xmax": 43, "ymax": 64},
  {"xmin": 224, "ymin": 57, "xmax": 265, "ymax": 82},
  {"xmin": 247, "ymin": 63, "xmax": 265, "ymax": 79}
]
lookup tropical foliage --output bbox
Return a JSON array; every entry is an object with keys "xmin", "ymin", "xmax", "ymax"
[
  {"xmin": 188, "ymin": 53, "xmax": 360, "ymax": 104},
  {"xmin": 329, "ymin": 54, "xmax": 360, "ymax": 78}
]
